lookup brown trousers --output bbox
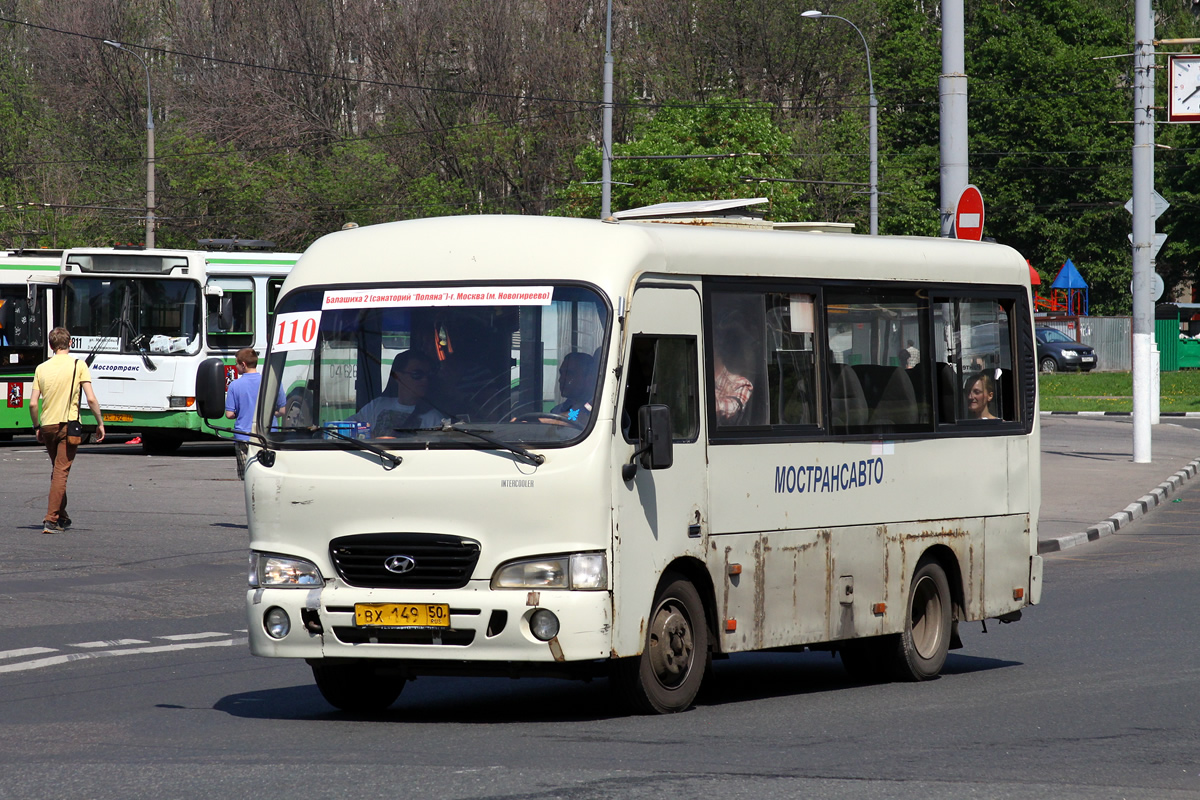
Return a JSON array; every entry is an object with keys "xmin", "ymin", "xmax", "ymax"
[{"xmin": 41, "ymin": 422, "xmax": 78, "ymax": 524}]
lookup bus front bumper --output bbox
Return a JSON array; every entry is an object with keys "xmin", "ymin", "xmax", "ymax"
[{"xmin": 246, "ymin": 582, "xmax": 613, "ymax": 667}]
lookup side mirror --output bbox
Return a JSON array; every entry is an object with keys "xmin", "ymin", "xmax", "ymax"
[
  {"xmin": 196, "ymin": 357, "xmax": 226, "ymax": 419},
  {"xmin": 622, "ymin": 403, "xmax": 673, "ymax": 481},
  {"xmin": 639, "ymin": 404, "xmax": 674, "ymax": 469}
]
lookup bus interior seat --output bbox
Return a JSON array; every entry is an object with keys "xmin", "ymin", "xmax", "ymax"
[
  {"xmin": 995, "ymin": 367, "xmax": 1014, "ymax": 420},
  {"xmin": 861, "ymin": 365, "xmax": 918, "ymax": 425},
  {"xmin": 829, "ymin": 362, "xmax": 869, "ymax": 429},
  {"xmin": 937, "ymin": 362, "xmax": 958, "ymax": 423}
]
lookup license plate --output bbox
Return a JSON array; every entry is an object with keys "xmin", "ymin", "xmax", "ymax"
[
  {"xmin": 103, "ymin": 413, "xmax": 134, "ymax": 422},
  {"xmin": 354, "ymin": 603, "xmax": 450, "ymax": 628},
  {"xmin": 1081, "ymin": 356, "xmax": 1095, "ymax": 362}
]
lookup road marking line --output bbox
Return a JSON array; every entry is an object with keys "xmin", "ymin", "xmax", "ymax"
[
  {"xmin": 0, "ymin": 647, "xmax": 58, "ymax": 660},
  {"xmin": 156, "ymin": 632, "xmax": 228, "ymax": 641},
  {"xmin": 70, "ymin": 639, "xmax": 149, "ymax": 649},
  {"xmin": 0, "ymin": 637, "xmax": 247, "ymax": 674}
]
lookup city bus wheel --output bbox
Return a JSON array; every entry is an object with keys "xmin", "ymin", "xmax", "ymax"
[
  {"xmin": 140, "ymin": 432, "xmax": 182, "ymax": 455},
  {"xmin": 892, "ymin": 560, "xmax": 952, "ymax": 681},
  {"xmin": 311, "ymin": 661, "xmax": 405, "ymax": 713},
  {"xmin": 613, "ymin": 574, "xmax": 708, "ymax": 714}
]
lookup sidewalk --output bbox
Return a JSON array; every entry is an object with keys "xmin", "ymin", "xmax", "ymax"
[{"xmin": 1038, "ymin": 414, "xmax": 1200, "ymax": 553}]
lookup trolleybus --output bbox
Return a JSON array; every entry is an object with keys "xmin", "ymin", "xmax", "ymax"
[
  {"xmin": 62, "ymin": 242, "xmax": 301, "ymax": 453},
  {"xmin": 0, "ymin": 249, "xmax": 61, "ymax": 438}
]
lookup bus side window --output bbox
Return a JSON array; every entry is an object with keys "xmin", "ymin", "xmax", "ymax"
[
  {"xmin": 622, "ymin": 335, "xmax": 699, "ymax": 442},
  {"xmin": 933, "ymin": 297, "xmax": 1018, "ymax": 423}
]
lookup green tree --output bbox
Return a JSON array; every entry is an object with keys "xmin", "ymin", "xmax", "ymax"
[{"xmin": 555, "ymin": 101, "xmax": 814, "ymax": 222}]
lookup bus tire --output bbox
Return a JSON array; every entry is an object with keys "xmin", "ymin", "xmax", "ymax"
[
  {"xmin": 613, "ymin": 574, "xmax": 708, "ymax": 714},
  {"xmin": 311, "ymin": 661, "xmax": 405, "ymax": 712},
  {"xmin": 891, "ymin": 559, "xmax": 952, "ymax": 681},
  {"xmin": 140, "ymin": 432, "xmax": 182, "ymax": 455}
]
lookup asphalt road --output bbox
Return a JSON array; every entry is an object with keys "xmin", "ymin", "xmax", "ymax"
[{"xmin": 1, "ymin": 434, "xmax": 1199, "ymax": 800}]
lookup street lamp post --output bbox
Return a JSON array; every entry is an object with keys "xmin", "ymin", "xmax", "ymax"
[
  {"xmin": 103, "ymin": 40, "xmax": 155, "ymax": 249},
  {"xmin": 801, "ymin": 10, "xmax": 878, "ymax": 235}
]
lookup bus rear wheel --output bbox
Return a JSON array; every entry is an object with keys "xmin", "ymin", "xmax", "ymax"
[
  {"xmin": 613, "ymin": 574, "xmax": 709, "ymax": 714},
  {"xmin": 311, "ymin": 661, "xmax": 405, "ymax": 712},
  {"xmin": 891, "ymin": 559, "xmax": 952, "ymax": 681}
]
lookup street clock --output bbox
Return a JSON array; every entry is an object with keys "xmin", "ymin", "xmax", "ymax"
[{"xmin": 1169, "ymin": 55, "xmax": 1200, "ymax": 122}]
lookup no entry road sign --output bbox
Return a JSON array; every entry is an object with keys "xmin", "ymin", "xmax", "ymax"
[{"xmin": 954, "ymin": 185, "xmax": 985, "ymax": 241}]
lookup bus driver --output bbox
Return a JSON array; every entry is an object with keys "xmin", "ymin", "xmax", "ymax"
[{"xmin": 349, "ymin": 350, "xmax": 446, "ymax": 435}]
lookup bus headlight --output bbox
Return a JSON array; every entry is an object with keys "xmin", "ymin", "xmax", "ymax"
[
  {"xmin": 264, "ymin": 607, "xmax": 291, "ymax": 639},
  {"xmin": 529, "ymin": 609, "xmax": 560, "ymax": 641},
  {"xmin": 249, "ymin": 552, "xmax": 323, "ymax": 588},
  {"xmin": 491, "ymin": 553, "xmax": 607, "ymax": 590}
]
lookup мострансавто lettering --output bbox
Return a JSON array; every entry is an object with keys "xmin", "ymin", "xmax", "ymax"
[{"xmin": 774, "ymin": 459, "xmax": 884, "ymax": 494}]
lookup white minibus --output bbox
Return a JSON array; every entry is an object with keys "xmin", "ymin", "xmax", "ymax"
[{"xmin": 197, "ymin": 215, "xmax": 1042, "ymax": 714}]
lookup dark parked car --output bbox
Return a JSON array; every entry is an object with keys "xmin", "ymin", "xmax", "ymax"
[{"xmin": 1036, "ymin": 327, "xmax": 1097, "ymax": 373}]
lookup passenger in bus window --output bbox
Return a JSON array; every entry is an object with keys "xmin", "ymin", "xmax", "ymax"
[
  {"xmin": 713, "ymin": 350, "xmax": 753, "ymax": 424},
  {"xmin": 905, "ymin": 339, "xmax": 921, "ymax": 368},
  {"xmin": 550, "ymin": 351, "xmax": 596, "ymax": 424},
  {"xmin": 965, "ymin": 372, "xmax": 998, "ymax": 419},
  {"xmin": 349, "ymin": 350, "xmax": 445, "ymax": 435}
]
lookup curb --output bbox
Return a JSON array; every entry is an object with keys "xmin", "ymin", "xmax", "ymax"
[
  {"xmin": 1041, "ymin": 411, "xmax": 1200, "ymax": 417},
  {"xmin": 1037, "ymin": 457, "xmax": 1200, "ymax": 553}
]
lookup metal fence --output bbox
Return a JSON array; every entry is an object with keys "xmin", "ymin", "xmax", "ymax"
[{"xmin": 1036, "ymin": 315, "xmax": 1130, "ymax": 372}]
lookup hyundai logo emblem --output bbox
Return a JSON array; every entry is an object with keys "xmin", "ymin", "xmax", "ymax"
[{"xmin": 384, "ymin": 555, "xmax": 417, "ymax": 574}]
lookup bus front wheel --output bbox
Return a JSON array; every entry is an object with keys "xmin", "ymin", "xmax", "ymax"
[
  {"xmin": 613, "ymin": 574, "xmax": 709, "ymax": 714},
  {"xmin": 892, "ymin": 559, "xmax": 952, "ymax": 681},
  {"xmin": 311, "ymin": 661, "xmax": 405, "ymax": 713}
]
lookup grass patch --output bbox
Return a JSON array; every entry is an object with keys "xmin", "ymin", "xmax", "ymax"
[{"xmin": 1039, "ymin": 371, "xmax": 1200, "ymax": 412}]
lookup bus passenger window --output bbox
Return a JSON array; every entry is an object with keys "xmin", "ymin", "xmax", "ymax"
[
  {"xmin": 709, "ymin": 292, "xmax": 767, "ymax": 427},
  {"xmin": 207, "ymin": 277, "xmax": 255, "ymax": 348},
  {"xmin": 825, "ymin": 289, "xmax": 930, "ymax": 434},
  {"xmin": 933, "ymin": 298, "xmax": 1017, "ymax": 423},
  {"xmin": 767, "ymin": 293, "xmax": 817, "ymax": 426},
  {"xmin": 621, "ymin": 335, "xmax": 699, "ymax": 442}
]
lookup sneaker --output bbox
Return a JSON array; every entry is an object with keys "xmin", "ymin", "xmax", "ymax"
[
  {"xmin": 58, "ymin": 515, "xmax": 72, "ymax": 529},
  {"xmin": 42, "ymin": 520, "xmax": 64, "ymax": 534}
]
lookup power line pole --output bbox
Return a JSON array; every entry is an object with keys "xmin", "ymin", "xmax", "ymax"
[
  {"xmin": 939, "ymin": 0, "xmax": 967, "ymax": 237},
  {"xmin": 601, "ymin": 0, "xmax": 614, "ymax": 220},
  {"xmin": 1131, "ymin": 0, "xmax": 1155, "ymax": 461}
]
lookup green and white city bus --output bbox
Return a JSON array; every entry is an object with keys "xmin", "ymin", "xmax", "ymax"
[
  {"xmin": 0, "ymin": 249, "xmax": 61, "ymax": 438},
  {"xmin": 62, "ymin": 242, "xmax": 300, "ymax": 453}
]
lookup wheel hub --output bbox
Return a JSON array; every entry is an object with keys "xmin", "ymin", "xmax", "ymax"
[{"xmin": 648, "ymin": 603, "xmax": 694, "ymax": 687}]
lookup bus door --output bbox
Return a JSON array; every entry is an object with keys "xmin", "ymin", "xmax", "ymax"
[{"xmin": 611, "ymin": 285, "xmax": 707, "ymax": 658}]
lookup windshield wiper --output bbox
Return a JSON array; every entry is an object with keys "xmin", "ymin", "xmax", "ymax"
[
  {"xmin": 437, "ymin": 421, "xmax": 545, "ymax": 467},
  {"xmin": 315, "ymin": 425, "xmax": 402, "ymax": 470}
]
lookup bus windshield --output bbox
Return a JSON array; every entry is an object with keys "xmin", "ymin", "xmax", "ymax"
[
  {"xmin": 264, "ymin": 283, "xmax": 609, "ymax": 446},
  {"xmin": 62, "ymin": 277, "xmax": 202, "ymax": 355}
]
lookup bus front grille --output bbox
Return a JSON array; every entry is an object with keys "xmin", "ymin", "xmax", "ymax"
[
  {"xmin": 330, "ymin": 533, "xmax": 481, "ymax": 589},
  {"xmin": 332, "ymin": 627, "xmax": 476, "ymax": 646}
]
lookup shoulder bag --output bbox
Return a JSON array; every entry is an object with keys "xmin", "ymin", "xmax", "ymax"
[{"xmin": 65, "ymin": 359, "xmax": 83, "ymax": 445}]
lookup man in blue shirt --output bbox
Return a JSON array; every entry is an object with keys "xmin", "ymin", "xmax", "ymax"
[{"xmin": 224, "ymin": 347, "xmax": 282, "ymax": 479}]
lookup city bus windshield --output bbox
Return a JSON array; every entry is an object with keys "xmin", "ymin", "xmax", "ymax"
[
  {"xmin": 61, "ymin": 277, "xmax": 202, "ymax": 355},
  {"xmin": 263, "ymin": 283, "xmax": 609, "ymax": 447}
]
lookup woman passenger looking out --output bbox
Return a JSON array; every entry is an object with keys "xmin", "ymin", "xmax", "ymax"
[{"xmin": 965, "ymin": 372, "xmax": 998, "ymax": 419}]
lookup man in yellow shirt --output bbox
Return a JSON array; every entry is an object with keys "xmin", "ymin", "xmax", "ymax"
[{"xmin": 28, "ymin": 327, "xmax": 105, "ymax": 533}]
